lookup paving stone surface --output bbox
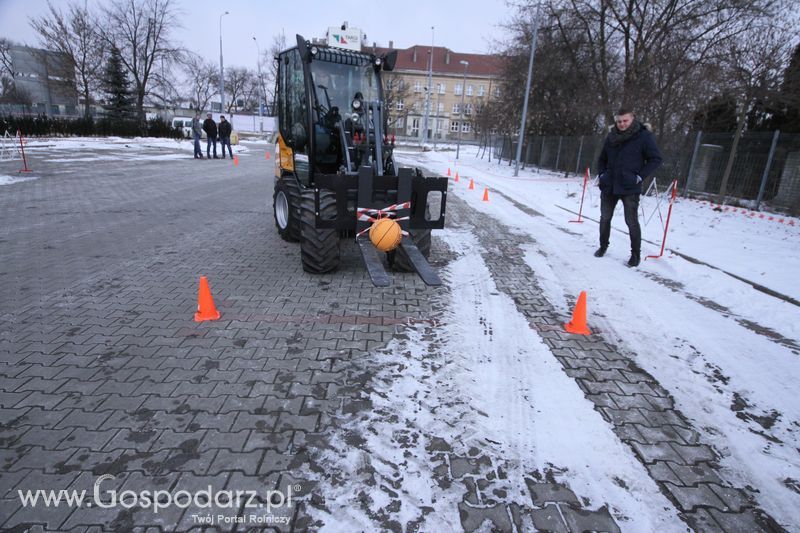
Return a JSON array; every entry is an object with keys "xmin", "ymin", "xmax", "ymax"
[{"xmin": 0, "ymin": 147, "xmax": 787, "ymax": 531}]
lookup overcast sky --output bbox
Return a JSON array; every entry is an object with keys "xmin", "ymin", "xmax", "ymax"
[{"xmin": 0, "ymin": 0, "xmax": 515, "ymax": 69}]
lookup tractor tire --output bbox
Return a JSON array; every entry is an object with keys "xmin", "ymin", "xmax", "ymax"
[
  {"xmin": 273, "ymin": 176, "xmax": 302, "ymax": 242},
  {"xmin": 388, "ymin": 229, "xmax": 432, "ymax": 272},
  {"xmin": 300, "ymin": 189, "xmax": 341, "ymax": 274}
]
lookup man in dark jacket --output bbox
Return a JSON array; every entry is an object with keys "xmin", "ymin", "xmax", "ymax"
[
  {"xmin": 202, "ymin": 113, "xmax": 218, "ymax": 159},
  {"xmin": 596, "ymin": 108, "xmax": 663, "ymax": 267},
  {"xmin": 218, "ymin": 115, "xmax": 232, "ymax": 159}
]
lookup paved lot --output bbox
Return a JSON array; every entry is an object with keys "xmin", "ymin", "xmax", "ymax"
[{"xmin": 0, "ymin": 142, "xmax": 785, "ymax": 531}]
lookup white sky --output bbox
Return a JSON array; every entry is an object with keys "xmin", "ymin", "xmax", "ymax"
[{"xmin": 0, "ymin": 0, "xmax": 514, "ymax": 69}]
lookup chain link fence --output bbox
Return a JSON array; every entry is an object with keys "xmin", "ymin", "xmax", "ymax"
[{"xmin": 490, "ymin": 130, "xmax": 800, "ymax": 215}]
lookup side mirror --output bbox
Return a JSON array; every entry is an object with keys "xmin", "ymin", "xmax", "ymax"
[{"xmin": 382, "ymin": 50, "xmax": 398, "ymax": 71}]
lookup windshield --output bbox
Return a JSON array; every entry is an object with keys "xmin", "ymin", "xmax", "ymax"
[{"xmin": 310, "ymin": 59, "xmax": 379, "ymax": 115}]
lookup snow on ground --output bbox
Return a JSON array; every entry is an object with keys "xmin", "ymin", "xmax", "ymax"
[
  {"xmin": 396, "ymin": 146, "xmax": 800, "ymax": 529},
  {"xmin": 309, "ymin": 230, "xmax": 680, "ymax": 531},
  {"xmin": 0, "ymin": 174, "xmax": 37, "ymax": 186}
]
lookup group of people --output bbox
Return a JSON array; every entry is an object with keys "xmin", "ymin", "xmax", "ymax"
[{"xmin": 191, "ymin": 112, "xmax": 233, "ymax": 160}]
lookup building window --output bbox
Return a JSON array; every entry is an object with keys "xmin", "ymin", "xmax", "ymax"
[
  {"xmin": 436, "ymin": 119, "xmax": 443, "ymax": 131},
  {"xmin": 494, "ymin": 87, "xmax": 501, "ymax": 98},
  {"xmin": 450, "ymin": 121, "xmax": 459, "ymax": 132},
  {"xmin": 478, "ymin": 85, "xmax": 486, "ymax": 96},
  {"xmin": 395, "ymin": 117, "xmax": 405, "ymax": 129},
  {"xmin": 475, "ymin": 104, "xmax": 483, "ymax": 114},
  {"xmin": 437, "ymin": 102, "xmax": 444, "ymax": 114},
  {"xmin": 462, "ymin": 122, "xmax": 471, "ymax": 133},
  {"xmin": 466, "ymin": 85, "xmax": 473, "ymax": 96},
  {"xmin": 452, "ymin": 103, "xmax": 460, "ymax": 114},
  {"xmin": 437, "ymin": 83, "xmax": 446, "ymax": 94},
  {"xmin": 464, "ymin": 103, "xmax": 473, "ymax": 116},
  {"xmin": 411, "ymin": 118, "xmax": 420, "ymax": 136},
  {"xmin": 454, "ymin": 83, "xmax": 462, "ymax": 96},
  {"xmin": 396, "ymin": 100, "xmax": 405, "ymax": 111},
  {"xmin": 414, "ymin": 81, "xmax": 422, "ymax": 93}
]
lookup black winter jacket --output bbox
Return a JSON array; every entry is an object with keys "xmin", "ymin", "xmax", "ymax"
[
  {"xmin": 598, "ymin": 123, "xmax": 663, "ymax": 196},
  {"xmin": 218, "ymin": 120, "xmax": 232, "ymax": 138},
  {"xmin": 202, "ymin": 118, "xmax": 218, "ymax": 137}
]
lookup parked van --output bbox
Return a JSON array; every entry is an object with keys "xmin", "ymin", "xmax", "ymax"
[{"xmin": 172, "ymin": 117, "xmax": 196, "ymax": 139}]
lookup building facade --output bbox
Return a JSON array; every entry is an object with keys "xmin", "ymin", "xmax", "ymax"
[
  {"xmin": 5, "ymin": 45, "xmax": 78, "ymax": 115},
  {"xmin": 372, "ymin": 43, "xmax": 504, "ymax": 143}
]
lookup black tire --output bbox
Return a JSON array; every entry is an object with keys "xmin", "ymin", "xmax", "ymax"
[
  {"xmin": 388, "ymin": 228, "xmax": 431, "ymax": 272},
  {"xmin": 273, "ymin": 176, "xmax": 301, "ymax": 242},
  {"xmin": 300, "ymin": 189, "xmax": 341, "ymax": 274}
]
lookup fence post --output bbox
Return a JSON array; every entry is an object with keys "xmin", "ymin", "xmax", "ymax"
[
  {"xmin": 539, "ymin": 137, "xmax": 546, "ymax": 168},
  {"xmin": 683, "ymin": 130, "xmax": 703, "ymax": 195},
  {"xmin": 756, "ymin": 130, "xmax": 780, "ymax": 211},
  {"xmin": 554, "ymin": 136, "xmax": 563, "ymax": 171},
  {"xmin": 575, "ymin": 135, "xmax": 584, "ymax": 176}
]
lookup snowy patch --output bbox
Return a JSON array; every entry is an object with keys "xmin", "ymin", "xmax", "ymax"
[{"xmin": 0, "ymin": 174, "xmax": 37, "ymax": 186}]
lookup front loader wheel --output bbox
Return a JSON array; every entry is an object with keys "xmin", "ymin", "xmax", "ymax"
[
  {"xmin": 273, "ymin": 177, "xmax": 301, "ymax": 242},
  {"xmin": 300, "ymin": 189, "xmax": 341, "ymax": 274}
]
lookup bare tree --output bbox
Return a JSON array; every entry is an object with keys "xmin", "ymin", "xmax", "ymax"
[
  {"xmin": 29, "ymin": 1, "xmax": 106, "ymax": 117},
  {"xmin": 182, "ymin": 53, "xmax": 217, "ymax": 112},
  {"xmin": 715, "ymin": 20, "xmax": 795, "ymax": 201},
  {"xmin": 102, "ymin": 0, "xmax": 183, "ymax": 122},
  {"xmin": 224, "ymin": 67, "xmax": 255, "ymax": 113},
  {"xmin": 263, "ymin": 32, "xmax": 287, "ymax": 111},
  {"xmin": 0, "ymin": 38, "xmax": 13, "ymax": 79},
  {"xmin": 382, "ymin": 73, "xmax": 411, "ymax": 135}
]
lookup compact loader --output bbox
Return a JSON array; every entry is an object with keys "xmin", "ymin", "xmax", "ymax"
[{"xmin": 272, "ymin": 35, "xmax": 448, "ymax": 286}]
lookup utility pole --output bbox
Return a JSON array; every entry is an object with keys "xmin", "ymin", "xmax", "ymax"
[
  {"xmin": 421, "ymin": 26, "xmax": 434, "ymax": 145},
  {"xmin": 219, "ymin": 11, "xmax": 229, "ymax": 113},
  {"xmin": 456, "ymin": 60, "xmax": 469, "ymax": 159},
  {"xmin": 514, "ymin": 4, "xmax": 540, "ymax": 177},
  {"xmin": 253, "ymin": 37, "xmax": 265, "ymax": 122}
]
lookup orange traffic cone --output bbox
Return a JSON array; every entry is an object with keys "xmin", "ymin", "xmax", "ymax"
[
  {"xmin": 233, "ymin": 155, "xmax": 239, "ymax": 166},
  {"xmin": 194, "ymin": 276, "xmax": 221, "ymax": 322},
  {"xmin": 447, "ymin": 167, "xmax": 451, "ymax": 176},
  {"xmin": 564, "ymin": 291, "xmax": 590, "ymax": 335},
  {"xmin": 482, "ymin": 187, "xmax": 490, "ymax": 202},
  {"xmin": 468, "ymin": 178, "xmax": 475, "ymax": 190},
  {"xmin": 455, "ymin": 171, "xmax": 460, "ymax": 182}
]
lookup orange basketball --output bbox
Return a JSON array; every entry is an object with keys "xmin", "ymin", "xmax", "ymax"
[{"xmin": 369, "ymin": 218, "xmax": 402, "ymax": 252}]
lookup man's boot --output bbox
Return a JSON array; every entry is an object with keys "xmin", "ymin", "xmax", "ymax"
[
  {"xmin": 594, "ymin": 247, "xmax": 607, "ymax": 257},
  {"xmin": 627, "ymin": 251, "xmax": 640, "ymax": 267}
]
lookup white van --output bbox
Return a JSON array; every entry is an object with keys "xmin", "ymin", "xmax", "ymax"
[{"xmin": 171, "ymin": 117, "xmax": 197, "ymax": 138}]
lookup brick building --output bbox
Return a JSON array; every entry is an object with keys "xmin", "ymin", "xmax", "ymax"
[{"xmin": 371, "ymin": 42, "xmax": 504, "ymax": 142}]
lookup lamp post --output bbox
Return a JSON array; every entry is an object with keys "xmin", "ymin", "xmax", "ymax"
[
  {"xmin": 421, "ymin": 26, "xmax": 434, "ymax": 145},
  {"xmin": 219, "ymin": 11, "xmax": 229, "ymax": 113},
  {"xmin": 514, "ymin": 4, "xmax": 540, "ymax": 176},
  {"xmin": 252, "ymin": 37, "xmax": 264, "ymax": 120},
  {"xmin": 456, "ymin": 60, "xmax": 469, "ymax": 159}
]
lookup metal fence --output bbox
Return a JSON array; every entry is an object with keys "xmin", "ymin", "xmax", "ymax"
[{"xmin": 491, "ymin": 131, "xmax": 800, "ymax": 214}]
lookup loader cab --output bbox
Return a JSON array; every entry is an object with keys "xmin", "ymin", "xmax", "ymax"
[{"xmin": 275, "ymin": 35, "xmax": 396, "ymax": 186}]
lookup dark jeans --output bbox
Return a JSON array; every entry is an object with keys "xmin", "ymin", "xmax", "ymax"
[
  {"xmin": 219, "ymin": 136, "xmax": 232, "ymax": 157},
  {"xmin": 599, "ymin": 192, "xmax": 641, "ymax": 253},
  {"xmin": 193, "ymin": 133, "xmax": 202, "ymax": 157},
  {"xmin": 206, "ymin": 135, "xmax": 217, "ymax": 157}
]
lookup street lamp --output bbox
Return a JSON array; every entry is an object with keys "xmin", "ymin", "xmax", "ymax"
[
  {"xmin": 456, "ymin": 60, "xmax": 469, "ymax": 159},
  {"xmin": 253, "ymin": 37, "xmax": 265, "ymax": 120},
  {"xmin": 219, "ymin": 11, "xmax": 229, "ymax": 113},
  {"xmin": 422, "ymin": 26, "xmax": 434, "ymax": 145}
]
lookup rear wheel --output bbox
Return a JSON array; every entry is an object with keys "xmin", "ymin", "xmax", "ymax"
[
  {"xmin": 300, "ymin": 189, "xmax": 341, "ymax": 273},
  {"xmin": 273, "ymin": 176, "xmax": 301, "ymax": 242}
]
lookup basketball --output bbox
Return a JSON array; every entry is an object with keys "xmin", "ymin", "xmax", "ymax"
[{"xmin": 369, "ymin": 218, "xmax": 403, "ymax": 252}]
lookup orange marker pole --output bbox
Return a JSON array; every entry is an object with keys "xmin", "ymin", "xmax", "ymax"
[
  {"xmin": 569, "ymin": 167, "xmax": 589, "ymax": 223},
  {"xmin": 646, "ymin": 179, "xmax": 678, "ymax": 260}
]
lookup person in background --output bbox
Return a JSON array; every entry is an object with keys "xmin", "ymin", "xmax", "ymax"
[
  {"xmin": 218, "ymin": 115, "xmax": 232, "ymax": 159},
  {"xmin": 595, "ymin": 108, "xmax": 663, "ymax": 267},
  {"xmin": 202, "ymin": 113, "xmax": 218, "ymax": 159},
  {"xmin": 191, "ymin": 112, "xmax": 204, "ymax": 159}
]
